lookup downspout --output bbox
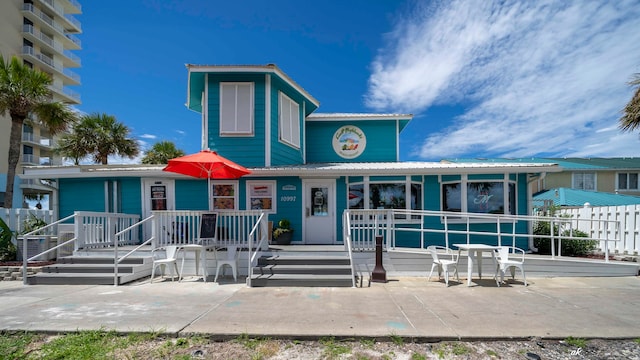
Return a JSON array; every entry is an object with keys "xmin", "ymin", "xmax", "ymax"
[{"xmin": 528, "ymin": 171, "xmax": 547, "ymax": 252}]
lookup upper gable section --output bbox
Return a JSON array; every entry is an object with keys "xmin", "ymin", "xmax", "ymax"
[
  {"xmin": 187, "ymin": 64, "xmax": 319, "ymax": 115},
  {"xmin": 305, "ymin": 113, "xmax": 412, "ymax": 163},
  {"xmin": 186, "ymin": 65, "xmax": 319, "ymax": 167}
]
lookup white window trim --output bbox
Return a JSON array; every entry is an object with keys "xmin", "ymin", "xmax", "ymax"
[
  {"xmin": 616, "ymin": 172, "xmax": 640, "ymax": 191},
  {"xmin": 246, "ymin": 180, "xmax": 277, "ymax": 214},
  {"xmin": 278, "ymin": 91, "xmax": 300, "ymax": 148},
  {"xmin": 219, "ymin": 82, "xmax": 254, "ymax": 136},
  {"xmin": 211, "ymin": 181, "xmax": 239, "ymax": 211},
  {"xmin": 571, "ymin": 172, "xmax": 597, "ymax": 191},
  {"xmin": 440, "ymin": 176, "xmax": 517, "ymax": 223},
  {"xmin": 347, "ymin": 176, "xmax": 422, "ymax": 223}
]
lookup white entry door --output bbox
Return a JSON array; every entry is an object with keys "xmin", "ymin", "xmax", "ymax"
[
  {"xmin": 303, "ymin": 179, "xmax": 336, "ymax": 244},
  {"xmin": 142, "ymin": 179, "xmax": 175, "ymax": 239}
]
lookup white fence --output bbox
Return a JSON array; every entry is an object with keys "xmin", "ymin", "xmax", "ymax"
[
  {"xmin": 74, "ymin": 211, "xmax": 140, "ymax": 249},
  {"xmin": 560, "ymin": 205, "xmax": 640, "ymax": 255},
  {"xmin": 0, "ymin": 208, "xmax": 55, "ymax": 233},
  {"xmin": 152, "ymin": 210, "xmax": 266, "ymax": 248}
]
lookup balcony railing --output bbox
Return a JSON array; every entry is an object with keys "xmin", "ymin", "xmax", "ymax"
[
  {"xmin": 22, "ymin": 133, "xmax": 54, "ymax": 147},
  {"xmin": 40, "ymin": 0, "xmax": 82, "ymax": 31},
  {"xmin": 22, "ymin": 154, "xmax": 37, "ymax": 165},
  {"xmin": 49, "ymin": 84, "xmax": 81, "ymax": 103},
  {"xmin": 22, "ymin": 46, "xmax": 81, "ymax": 84},
  {"xmin": 63, "ymin": 49, "xmax": 81, "ymax": 65},
  {"xmin": 67, "ymin": 0, "xmax": 82, "ymax": 12},
  {"xmin": 22, "ymin": 3, "xmax": 81, "ymax": 49},
  {"xmin": 21, "ymin": 154, "xmax": 61, "ymax": 166}
]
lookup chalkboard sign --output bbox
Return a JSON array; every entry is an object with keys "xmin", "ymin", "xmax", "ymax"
[{"xmin": 199, "ymin": 213, "xmax": 217, "ymax": 239}]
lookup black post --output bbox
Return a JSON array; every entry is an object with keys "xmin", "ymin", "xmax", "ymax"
[{"xmin": 371, "ymin": 235, "xmax": 387, "ymax": 283}]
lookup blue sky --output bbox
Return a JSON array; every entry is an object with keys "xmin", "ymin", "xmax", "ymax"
[{"xmin": 76, "ymin": 0, "xmax": 640, "ymax": 163}]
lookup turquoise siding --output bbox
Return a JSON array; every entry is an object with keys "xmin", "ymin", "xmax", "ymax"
[
  {"xmin": 206, "ymin": 74, "xmax": 267, "ymax": 167},
  {"xmin": 336, "ymin": 177, "xmax": 347, "ymax": 242},
  {"xmin": 119, "ymin": 178, "xmax": 142, "ymax": 216},
  {"xmin": 59, "ymin": 178, "xmax": 107, "ymax": 218},
  {"xmin": 306, "ymin": 120, "xmax": 398, "ymax": 163},
  {"xmin": 270, "ymin": 76, "xmax": 305, "ymax": 166},
  {"xmin": 176, "ymin": 180, "xmax": 208, "ymax": 210},
  {"xmin": 59, "ymin": 178, "xmax": 142, "ymax": 218},
  {"xmin": 269, "ymin": 177, "xmax": 302, "ymax": 242}
]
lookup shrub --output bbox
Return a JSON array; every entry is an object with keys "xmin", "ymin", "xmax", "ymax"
[
  {"xmin": 533, "ymin": 220, "xmax": 597, "ymax": 256},
  {"xmin": 0, "ymin": 218, "xmax": 17, "ymax": 261}
]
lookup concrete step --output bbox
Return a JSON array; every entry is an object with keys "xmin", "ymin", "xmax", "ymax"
[
  {"xmin": 249, "ymin": 274, "xmax": 354, "ymax": 287},
  {"xmin": 57, "ymin": 256, "xmax": 148, "ymax": 265},
  {"xmin": 41, "ymin": 263, "xmax": 135, "ymax": 274},
  {"xmin": 250, "ymin": 251, "xmax": 354, "ymax": 287},
  {"xmin": 26, "ymin": 272, "xmax": 127, "ymax": 285},
  {"xmin": 252, "ymin": 264, "xmax": 353, "ymax": 275},
  {"xmin": 258, "ymin": 255, "xmax": 350, "ymax": 266},
  {"xmin": 26, "ymin": 255, "xmax": 152, "ymax": 285}
]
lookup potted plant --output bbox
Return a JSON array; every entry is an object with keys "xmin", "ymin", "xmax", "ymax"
[{"xmin": 272, "ymin": 218, "xmax": 293, "ymax": 245}]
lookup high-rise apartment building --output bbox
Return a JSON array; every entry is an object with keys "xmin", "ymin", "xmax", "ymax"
[{"xmin": 0, "ymin": 0, "xmax": 81, "ymax": 208}]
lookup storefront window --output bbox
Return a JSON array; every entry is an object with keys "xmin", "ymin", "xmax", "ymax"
[
  {"xmin": 442, "ymin": 180, "xmax": 516, "ymax": 216},
  {"xmin": 467, "ymin": 182, "xmax": 504, "ymax": 214},
  {"xmin": 348, "ymin": 184, "xmax": 364, "ymax": 209},
  {"xmin": 348, "ymin": 180, "xmax": 422, "ymax": 218},
  {"xmin": 212, "ymin": 183, "xmax": 237, "ymax": 210},
  {"xmin": 370, "ymin": 183, "xmax": 405, "ymax": 209},
  {"xmin": 442, "ymin": 183, "xmax": 461, "ymax": 212},
  {"xmin": 246, "ymin": 181, "xmax": 276, "ymax": 213}
]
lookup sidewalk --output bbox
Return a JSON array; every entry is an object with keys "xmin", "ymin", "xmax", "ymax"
[{"xmin": 0, "ymin": 276, "xmax": 638, "ymax": 340}]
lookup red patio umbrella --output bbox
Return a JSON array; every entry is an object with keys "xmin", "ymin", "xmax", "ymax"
[{"xmin": 162, "ymin": 150, "xmax": 251, "ymax": 207}]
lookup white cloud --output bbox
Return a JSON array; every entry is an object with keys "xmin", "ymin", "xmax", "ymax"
[
  {"xmin": 366, "ymin": 0, "xmax": 640, "ymax": 159},
  {"xmin": 139, "ymin": 134, "xmax": 157, "ymax": 139}
]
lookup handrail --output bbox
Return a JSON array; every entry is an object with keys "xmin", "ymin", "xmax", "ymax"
[
  {"xmin": 343, "ymin": 211, "xmax": 356, "ymax": 287},
  {"xmin": 247, "ymin": 212, "xmax": 267, "ymax": 287},
  {"xmin": 113, "ymin": 215, "xmax": 155, "ymax": 286},
  {"xmin": 346, "ymin": 209, "xmax": 620, "ymax": 263},
  {"xmin": 20, "ymin": 213, "xmax": 76, "ymax": 285}
]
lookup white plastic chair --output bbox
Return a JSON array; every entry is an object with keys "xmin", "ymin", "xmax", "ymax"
[
  {"xmin": 494, "ymin": 246, "xmax": 527, "ymax": 286},
  {"xmin": 427, "ymin": 245, "xmax": 459, "ymax": 286},
  {"xmin": 150, "ymin": 246, "xmax": 182, "ymax": 282},
  {"xmin": 213, "ymin": 245, "xmax": 239, "ymax": 282}
]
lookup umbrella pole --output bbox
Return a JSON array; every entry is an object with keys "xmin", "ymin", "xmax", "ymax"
[{"xmin": 207, "ymin": 177, "xmax": 211, "ymax": 211}]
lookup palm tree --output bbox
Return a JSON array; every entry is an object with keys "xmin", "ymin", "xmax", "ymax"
[
  {"xmin": 0, "ymin": 55, "xmax": 77, "ymax": 208},
  {"xmin": 57, "ymin": 113, "xmax": 140, "ymax": 165},
  {"xmin": 619, "ymin": 73, "xmax": 640, "ymax": 133},
  {"xmin": 55, "ymin": 125, "xmax": 93, "ymax": 165},
  {"xmin": 141, "ymin": 141, "xmax": 185, "ymax": 164}
]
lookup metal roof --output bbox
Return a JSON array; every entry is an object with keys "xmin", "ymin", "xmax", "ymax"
[
  {"xmin": 307, "ymin": 113, "xmax": 413, "ymax": 120},
  {"xmin": 186, "ymin": 64, "xmax": 319, "ymax": 109},
  {"xmin": 533, "ymin": 187, "xmax": 640, "ymax": 207},
  {"xmin": 22, "ymin": 161, "xmax": 560, "ymax": 179},
  {"xmin": 444, "ymin": 157, "xmax": 640, "ymax": 170}
]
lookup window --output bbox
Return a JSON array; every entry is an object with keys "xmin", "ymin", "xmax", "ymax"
[
  {"xmin": 278, "ymin": 92, "xmax": 300, "ymax": 148},
  {"xmin": 246, "ymin": 181, "xmax": 276, "ymax": 213},
  {"xmin": 443, "ymin": 183, "xmax": 462, "ymax": 212},
  {"xmin": 442, "ymin": 179, "xmax": 516, "ymax": 216},
  {"xmin": 212, "ymin": 182, "xmax": 238, "ymax": 210},
  {"xmin": 348, "ymin": 178, "xmax": 422, "ymax": 220},
  {"xmin": 220, "ymin": 82, "xmax": 253, "ymax": 135},
  {"xmin": 617, "ymin": 173, "xmax": 639, "ymax": 190},
  {"xmin": 572, "ymin": 172, "xmax": 596, "ymax": 191}
]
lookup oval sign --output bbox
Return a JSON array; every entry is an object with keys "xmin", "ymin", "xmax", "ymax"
[{"xmin": 332, "ymin": 125, "xmax": 366, "ymax": 159}]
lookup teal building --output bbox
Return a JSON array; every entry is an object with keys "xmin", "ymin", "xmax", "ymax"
[{"xmin": 24, "ymin": 64, "xmax": 559, "ymax": 249}]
